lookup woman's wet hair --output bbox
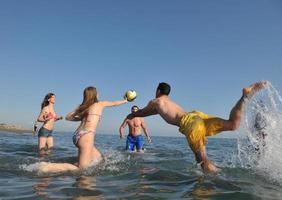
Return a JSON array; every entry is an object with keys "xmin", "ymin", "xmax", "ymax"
[
  {"xmin": 157, "ymin": 82, "xmax": 171, "ymax": 95},
  {"xmin": 41, "ymin": 93, "xmax": 55, "ymax": 110}
]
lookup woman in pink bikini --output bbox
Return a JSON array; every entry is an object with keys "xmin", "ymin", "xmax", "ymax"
[
  {"xmin": 38, "ymin": 86, "xmax": 128, "ymax": 173},
  {"xmin": 36, "ymin": 93, "xmax": 63, "ymax": 154}
]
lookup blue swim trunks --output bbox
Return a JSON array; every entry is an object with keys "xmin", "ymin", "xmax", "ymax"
[
  {"xmin": 126, "ymin": 135, "xmax": 143, "ymax": 151},
  {"xmin": 38, "ymin": 127, "xmax": 53, "ymax": 138}
]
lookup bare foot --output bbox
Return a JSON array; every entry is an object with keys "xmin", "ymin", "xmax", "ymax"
[
  {"xmin": 201, "ymin": 160, "xmax": 219, "ymax": 173},
  {"xmin": 243, "ymin": 81, "xmax": 268, "ymax": 99}
]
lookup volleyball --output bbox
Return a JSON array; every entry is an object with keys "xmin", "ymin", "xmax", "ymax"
[{"xmin": 125, "ymin": 90, "xmax": 137, "ymax": 102}]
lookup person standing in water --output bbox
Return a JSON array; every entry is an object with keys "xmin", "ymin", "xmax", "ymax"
[
  {"xmin": 127, "ymin": 81, "xmax": 267, "ymax": 173},
  {"xmin": 38, "ymin": 86, "xmax": 129, "ymax": 173},
  {"xmin": 119, "ymin": 105, "xmax": 151, "ymax": 152},
  {"xmin": 36, "ymin": 93, "xmax": 63, "ymax": 155}
]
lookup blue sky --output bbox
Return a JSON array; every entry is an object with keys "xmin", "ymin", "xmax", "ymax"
[{"xmin": 0, "ymin": 0, "xmax": 281, "ymax": 137}]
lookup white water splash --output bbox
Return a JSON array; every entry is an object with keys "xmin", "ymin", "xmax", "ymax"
[
  {"xmin": 20, "ymin": 162, "xmax": 45, "ymax": 172},
  {"xmin": 96, "ymin": 148, "xmax": 128, "ymax": 172},
  {"xmin": 20, "ymin": 149, "xmax": 129, "ymax": 175},
  {"xmin": 235, "ymin": 82, "xmax": 282, "ymax": 184}
]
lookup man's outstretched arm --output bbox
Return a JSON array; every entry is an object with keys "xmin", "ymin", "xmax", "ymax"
[{"xmin": 131, "ymin": 100, "xmax": 158, "ymax": 118}]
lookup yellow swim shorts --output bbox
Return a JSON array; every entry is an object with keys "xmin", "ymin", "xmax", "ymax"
[{"xmin": 179, "ymin": 111, "xmax": 225, "ymax": 153}]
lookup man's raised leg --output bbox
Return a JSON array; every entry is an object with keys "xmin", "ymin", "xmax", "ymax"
[{"xmin": 222, "ymin": 81, "xmax": 267, "ymax": 131}]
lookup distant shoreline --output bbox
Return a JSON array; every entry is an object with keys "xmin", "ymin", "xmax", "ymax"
[{"xmin": 0, "ymin": 123, "xmax": 33, "ymax": 134}]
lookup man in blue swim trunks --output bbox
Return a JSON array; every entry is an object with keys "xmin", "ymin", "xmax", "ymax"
[{"xmin": 119, "ymin": 106, "xmax": 152, "ymax": 152}]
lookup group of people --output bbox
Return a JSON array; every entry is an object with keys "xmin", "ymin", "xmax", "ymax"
[
  {"xmin": 36, "ymin": 92, "xmax": 151, "ymax": 156},
  {"xmin": 36, "ymin": 86, "xmax": 152, "ymax": 172},
  {"xmin": 36, "ymin": 81, "xmax": 267, "ymax": 173}
]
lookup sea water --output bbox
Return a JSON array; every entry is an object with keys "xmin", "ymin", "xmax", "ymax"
[{"xmin": 1, "ymin": 135, "xmax": 281, "ymax": 199}]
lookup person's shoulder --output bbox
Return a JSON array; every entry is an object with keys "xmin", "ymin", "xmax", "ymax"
[
  {"xmin": 91, "ymin": 101, "xmax": 102, "ymax": 106},
  {"xmin": 153, "ymin": 96, "xmax": 168, "ymax": 104},
  {"xmin": 126, "ymin": 114, "xmax": 134, "ymax": 120},
  {"xmin": 149, "ymin": 98, "xmax": 160, "ymax": 104},
  {"xmin": 42, "ymin": 106, "xmax": 49, "ymax": 112},
  {"xmin": 97, "ymin": 100, "xmax": 112, "ymax": 107},
  {"xmin": 147, "ymin": 98, "xmax": 162, "ymax": 109},
  {"xmin": 155, "ymin": 96, "xmax": 173, "ymax": 107},
  {"xmin": 87, "ymin": 102, "xmax": 100, "ymax": 111}
]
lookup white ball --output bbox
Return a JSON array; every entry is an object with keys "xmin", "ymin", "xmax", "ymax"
[{"xmin": 125, "ymin": 90, "xmax": 137, "ymax": 102}]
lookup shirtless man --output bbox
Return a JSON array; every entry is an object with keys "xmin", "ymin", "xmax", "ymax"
[
  {"xmin": 119, "ymin": 106, "xmax": 151, "ymax": 152},
  {"xmin": 127, "ymin": 81, "xmax": 267, "ymax": 173}
]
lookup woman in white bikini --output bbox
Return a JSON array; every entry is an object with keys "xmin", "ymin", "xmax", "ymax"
[{"xmin": 38, "ymin": 86, "xmax": 128, "ymax": 173}]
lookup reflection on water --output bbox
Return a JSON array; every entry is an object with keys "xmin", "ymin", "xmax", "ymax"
[
  {"xmin": 186, "ymin": 177, "xmax": 215, "ymax": 199},
  {"xmin": 75, "ymin": 176, "xmax": 97, "ymax": 191},
  {"xmin": 73, "ymin": 176, "xmax": 104, "ymax": 200},
  {"xmin": 33, "ymin": 177, "xmax": 53, "ymax": 198}
]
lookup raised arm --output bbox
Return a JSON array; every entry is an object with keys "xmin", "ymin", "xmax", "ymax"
[
  {"xmin": 132, "ymin": 100, "xmax": 158, "ymax": 118},
  {"xmin": 141, "ymin": 118, "xmax": 151, "ymax": 143},
  {"xmin": 100, "ymin": 99, "xmax": 128, "ymax": 107},
  {"xmin": 119, "ymin": 118, "xmax": 128, "ymax": 139}
]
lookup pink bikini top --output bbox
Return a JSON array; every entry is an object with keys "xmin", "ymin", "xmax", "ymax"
[{"xmin": 46, "ymin": 112, "xmax": 56, "ymax": 120}]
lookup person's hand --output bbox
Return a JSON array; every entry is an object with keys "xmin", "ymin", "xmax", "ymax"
[
  {"xmin": 56, "ymin": 116, "xmax": 64, "ymax": 121},
  {"xmin": 120, "ymin": 133, "xmax": 124, "ymax": 139},
  {"xmin": 123, "ymin": 94, "xmax": 129, "ymax": 102}
]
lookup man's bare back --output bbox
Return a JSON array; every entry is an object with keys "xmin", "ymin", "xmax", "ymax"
[{"xmin": 144, "ymin": 96, "xmax": 186, "ymax": 126}]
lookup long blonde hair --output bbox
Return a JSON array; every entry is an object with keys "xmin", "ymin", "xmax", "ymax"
[{"xmin": 74, "ymin": 86, "xmax": 99, "ymax": 118}]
